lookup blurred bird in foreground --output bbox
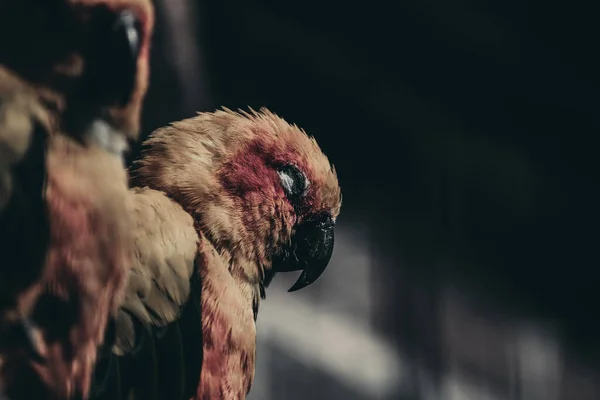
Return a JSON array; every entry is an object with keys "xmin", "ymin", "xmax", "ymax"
[
  {"xmin": 0, "ymin": 0, "xmax": 154, "ymax": 398},
  {"xmin": 84, "ymin": 108, "xmax": 342, "ymax": 400}
]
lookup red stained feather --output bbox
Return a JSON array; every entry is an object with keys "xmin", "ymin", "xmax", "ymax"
[
  {"xmin": 219, "ymin": 136, "xmax": 318, "ymax": 221},
  {"xmin": 195, "ymin": 238, "xmax": 256, "ymax": 400},
  {"xmin": 28, "ymin": 137, "xmax": 132, "ymax": 399}
]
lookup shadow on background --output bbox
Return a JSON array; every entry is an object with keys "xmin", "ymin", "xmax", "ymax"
[{"xmin": 138, "ymin": 1, "xmax": 600, "ymax": 398}]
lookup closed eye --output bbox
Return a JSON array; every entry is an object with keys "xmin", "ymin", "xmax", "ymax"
[{"xmin": 278, "ymin": 165, "xmax": 308, "ymax": 199}]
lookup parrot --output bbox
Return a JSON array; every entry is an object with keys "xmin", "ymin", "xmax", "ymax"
[
  {"xmin": 85, "ymin": 108, "xmax": 342, "ymax": 400},
  {"xmin": 0, "ymin": 0, "xmax": 154, "ymax": 398}
]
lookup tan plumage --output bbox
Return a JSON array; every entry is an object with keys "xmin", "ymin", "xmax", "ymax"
[
  {"xmin": 0, "ymin": 67, "xmax": 50, "ymax": 213},
  {"xmin": 29, "ymin": 133, "xmax": 134, "ymax": 398},
  {"xmin": 2, "ymin": 104, "xmax": 341, "ymax": 399},
  {"xmin": 85, "ymin": 187, "xmax": 203, "ymax": 400},
  {"xmin": 113, "ymin": 107, "xmax": 343, "ymax": 399},
  {"xmin": 114, "ymin": 187, "xmax": 198, "ymax": 356},
  {"xmin": 0, "ymin": 68, "xmax": 54, "ymax": 391},
  {"xmin": 0, "ymin": 0, "xmax": 154, "ymax": 398},
  {"xmin": 0, "ymin": 84, "xmax": 136, "ymax": 400}
]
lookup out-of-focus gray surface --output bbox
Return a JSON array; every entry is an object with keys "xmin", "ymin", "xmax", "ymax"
[
  {"xmin": 249, "ymin": 220, "xmax": 404, "ymax": 400},
  {"xmin": 249, "ymin": 229, "xmax": 600, "ymax": 400}
]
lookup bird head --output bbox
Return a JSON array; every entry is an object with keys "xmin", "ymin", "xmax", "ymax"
[
  {"xmin": 131, "ymin": 108, "xmax": 342, "ymax": 293},
  {"xmin": 0, "ymin": 0, "xmax": 154, "ymax": 150}
]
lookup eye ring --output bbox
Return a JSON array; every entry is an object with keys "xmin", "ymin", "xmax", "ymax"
[{"xmin": 278, "ymin": 164, "xmax": 308, "ymax": 199}]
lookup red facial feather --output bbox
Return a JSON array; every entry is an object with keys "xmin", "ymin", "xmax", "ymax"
[{"xmin": 218, "ymin": 136, "xmax": 321, "ymax": 222}]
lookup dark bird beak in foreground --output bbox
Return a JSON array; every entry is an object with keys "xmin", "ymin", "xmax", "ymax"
[
  {"xmin": 273, "ymin": 213, "xmax": 335, "ymax": 292},
  {"xmin": 88, "ymin": 8, "xmax": 141, "ymax": 107}
]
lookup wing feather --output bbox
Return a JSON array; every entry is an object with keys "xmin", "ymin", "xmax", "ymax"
[
  {"xmin": 114, "ymin": 187, "xmax": 198, "ymax": 355},
  {"xmin": 89, "ymin": 187, "xmax": 201, "ymax": 400}
]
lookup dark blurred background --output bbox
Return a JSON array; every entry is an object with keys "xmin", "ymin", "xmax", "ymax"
[{"xmin": 137, "ymin": 1, "xmax": 600, "ymax": 399}]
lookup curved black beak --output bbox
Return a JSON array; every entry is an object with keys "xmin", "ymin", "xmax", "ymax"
[
  {"xmin": 273, "ymin": 213, "xmax": 335, "ymax": 292},
  {"xmin": 109, "ymin": 10, "xmax": 141, "ymax": 106},
  {"xmin": 67, "ymin": 8, "xmax": 141, "ymax": 149},
  {"xmin": 88, "ymin": 8, "xmax": 141, "ymax": 107}
]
